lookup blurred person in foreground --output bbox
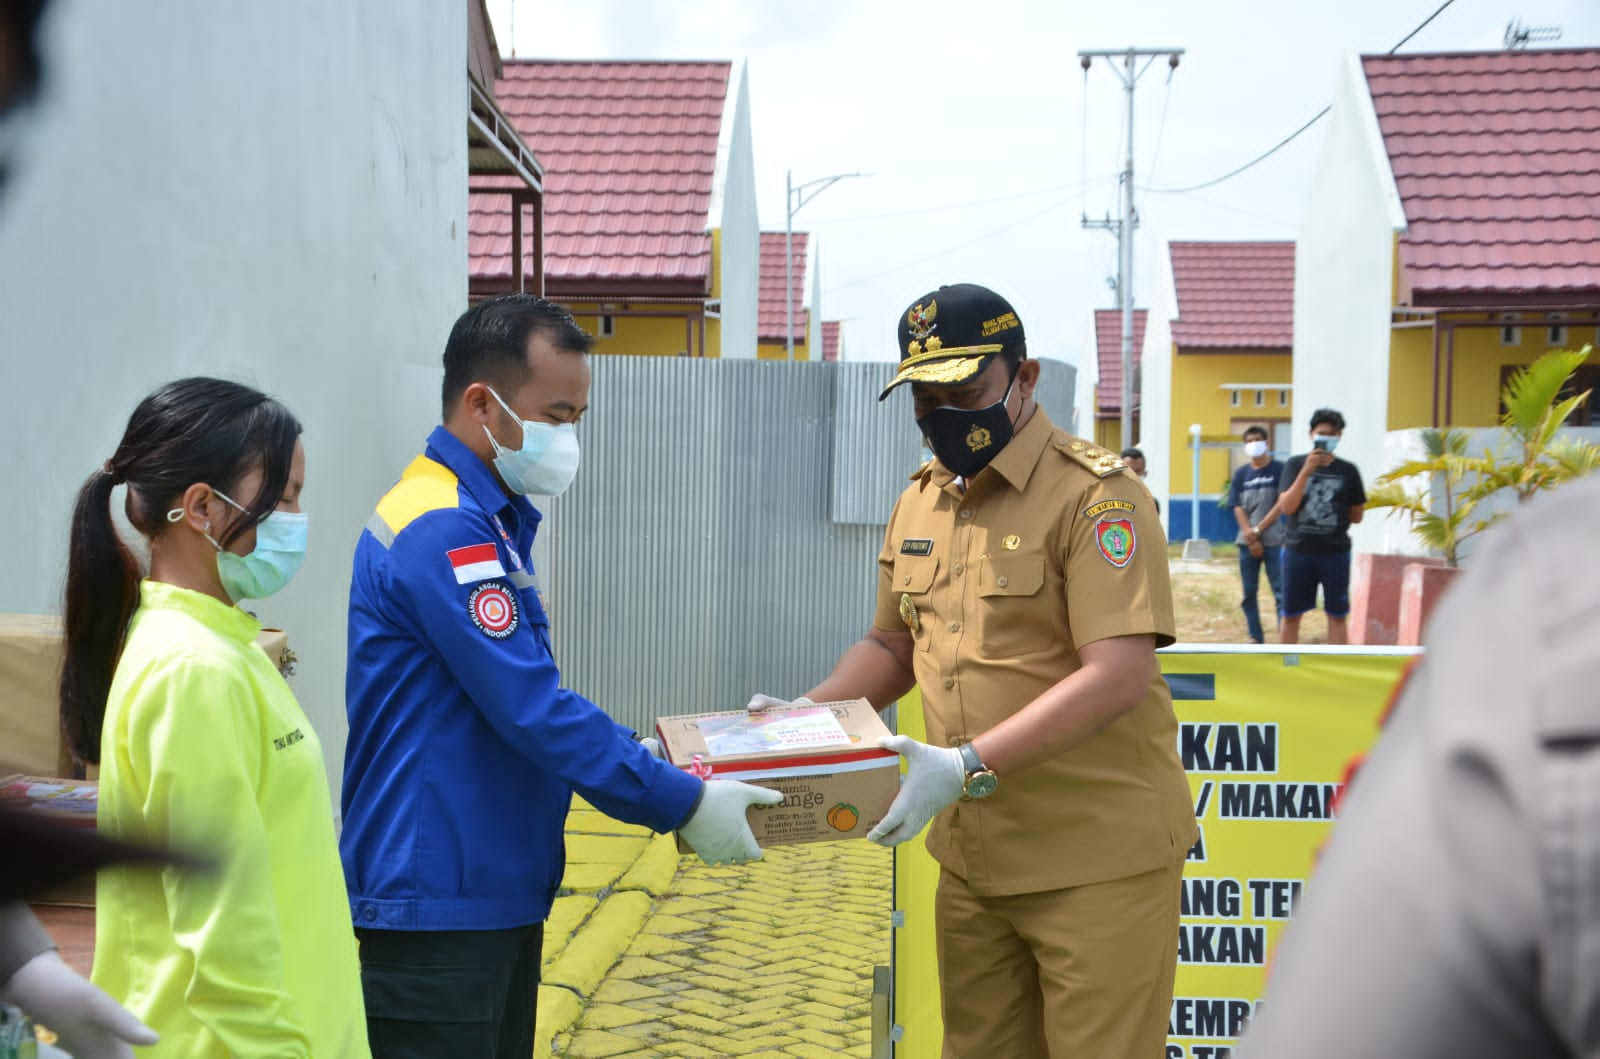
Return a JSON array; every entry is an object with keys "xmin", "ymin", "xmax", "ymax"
[{"xmin": 1237, "ymin": 473, "xmax": 1600, "ymax": 1057}]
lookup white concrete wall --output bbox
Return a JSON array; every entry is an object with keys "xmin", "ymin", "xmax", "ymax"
[
  {"xmin": 1142, "ymin": 252, "xmax": 1177, "ymax": 519},
  {"xmin": 1292, "ymin": 51, "xmax": 1407, "ymax": 554},
  {"xmin": 0, "ymin": 0, "xmax": 468, "ymax": 801},
  {"xmin": 1372, "ymin": 427, "xmax": 1600, "ymax": 562},
  {"xmin": 1072, "ymin": 316, "xmax": 1099, "ymax": 441},
  {"xmin": 712, "ymin": 61, "xmax": 759, "ymax": 359}
]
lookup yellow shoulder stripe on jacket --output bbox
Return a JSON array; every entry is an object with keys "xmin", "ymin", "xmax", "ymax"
[
  {"xmin": 374, "ymin": 456, "xmax": 461, "ymax": 536},
  {"xmin": 1051, "ymin": 433, "xmax": 1127, "ymax": 478}
]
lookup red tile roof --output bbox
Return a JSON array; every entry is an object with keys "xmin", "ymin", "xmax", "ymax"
[
  {"xmin": 758, "ymin": 231, "xmax": 809, "ymax": 343},
  {"xmin": 1169, "ymin": 241, "xmax": 1295, "ymax": 350},
  {"xmin": 1093, "ymin": 309, "xmax": 1147, "ymax": 416},
  {"xmin": 470, "ymin": 61, "xmax": 730, "ymax": 297},
  {"xmin": 821, "ymin": 321, "xmax": 841, "ymax": 362},
  {"xmin": 1363, "ymin": 49, "xmax": 1600, "ymax": 303}
]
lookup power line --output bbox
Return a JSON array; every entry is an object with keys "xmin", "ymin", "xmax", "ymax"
[
  {"xmin": 824, "ymin": 197, "xmax": 1079, "ymax": 295},
  {"xmin": 1146, "ymin": 0, "xmax": 1457, "ymax": 195}
]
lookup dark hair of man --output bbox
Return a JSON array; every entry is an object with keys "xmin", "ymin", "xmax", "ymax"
[
  {"xmin": 440, "ymin": 295, "xmax": 593, "ymax": 418},
  {"xmin": 60, "ymin": 378, "xmax": 302, "ymax": 765},
  {"xmin": 1309, "ymin": 408, "xmax": 1346, "ymax": 433},
  {"xmin": 1120, "ymin": 447, "xmax": 1144, "ymax": 460},
  {"xmin": 1243, "ymin": 425, "xmax": 1269, "ymax": 442},
  {"xmin": 997, "ymin": 337, "xmax": 1028, "ymax": 374}
]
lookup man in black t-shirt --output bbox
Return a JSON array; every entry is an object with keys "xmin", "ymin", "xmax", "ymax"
[{"xmin": 1278, "ymin": 408, "xmax": 1366, "ymax": 644}]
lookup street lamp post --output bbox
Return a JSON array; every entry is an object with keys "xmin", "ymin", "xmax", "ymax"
[{"xmin": 786, "ymin": 170, "xmax": 865, "ymax": 360}]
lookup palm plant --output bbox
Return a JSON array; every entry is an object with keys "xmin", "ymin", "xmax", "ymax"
[{"xmin": 1368, "ymin": 347, "xmax": 1600, "ymax": 566}]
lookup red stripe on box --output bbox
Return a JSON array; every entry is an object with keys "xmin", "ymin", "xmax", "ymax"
[
  {"xmin": 666, "ymin": 745, "xmax": 898, "ymax": 775},
  {"xmin": 448, "ymin": 543, "xmax": 499, "ymax": 568}
]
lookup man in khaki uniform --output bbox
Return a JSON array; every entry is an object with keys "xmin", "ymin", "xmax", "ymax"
[{"xmin": 752, "ymin": 283, "xmax": 1196, "ymax": 1057}]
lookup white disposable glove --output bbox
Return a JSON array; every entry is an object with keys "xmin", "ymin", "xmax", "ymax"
[
  {"xmin": 746, "ymin": 693, "xmax": 814, "ymax": 713},
  {"xmin": 679, "ymin": 780, "xmax": 784, "ymax": 865},
  {"xmin": 2, "ymin": 950, "xmax": 158, "ymax": 1059},
  {"xmin": 866, "ymin": 735, "xmax": 966, "ymax": 847}
]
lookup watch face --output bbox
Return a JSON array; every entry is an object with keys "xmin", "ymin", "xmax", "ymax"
[{"xmin": 964, "ymin": 770, "xmax": 998, "ymax": 800}]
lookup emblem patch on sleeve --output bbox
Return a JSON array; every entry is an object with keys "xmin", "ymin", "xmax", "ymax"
[
  {"xmin": 1094, "ymin": 517, "xmax": 1137, "ymax": 568},
  {"xmin": 469, "ymin": 582, "xmax": 519, "ymax": 638}
]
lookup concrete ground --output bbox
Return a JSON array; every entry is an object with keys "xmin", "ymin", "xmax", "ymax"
[{"xmin": 32, "ymin": 798, "xmax": 894, "ymax": 1057}]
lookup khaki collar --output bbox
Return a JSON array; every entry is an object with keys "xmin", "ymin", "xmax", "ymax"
[{"xmin": 918, "ymin": 406, "xmax": 1056, "ymax": 494}]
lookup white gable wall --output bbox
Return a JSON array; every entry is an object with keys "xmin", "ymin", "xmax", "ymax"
[
  {"xmin": 711, "ymin": 61, "xmax": 759, "ymax": 359},
  {"xmin": 1292, "ymin": 52, "xmax": 1408, "ymax": 554}
]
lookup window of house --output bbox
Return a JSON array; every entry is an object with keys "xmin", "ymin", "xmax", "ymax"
[
  {"xmin": 1230, "ymin": 390, "xmax": 1241, "ymax": 407},
  {"xmin": 1548, "ymin": 313, "xmax": 1568, "ymax": 346},
  {"xmin": 1254, "ymin": 390, "xmax": 1265, "ymax": 407},
  {"xmin": 598, "ymin": 314, "xmax": 616, "ymax": 337},
  {"xmin": 1500, "ymin": 313, "xmax": 1522, "ymax": 346},
  {"xmin": 1278, "ymin": 390, "xmax": 1289, "ymax": 406}
]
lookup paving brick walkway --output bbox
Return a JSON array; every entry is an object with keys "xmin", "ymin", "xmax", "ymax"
[{"xmin": 554, "ymin": 839, "xmax": 893, "ymax": 1057}]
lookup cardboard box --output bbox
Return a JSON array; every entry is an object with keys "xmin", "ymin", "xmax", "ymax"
[
  {"xmin": 656, "ymin": 699, "xmax": 900, "ymax": 850},
  {"xmin": 0, "ymin": 615, "xmax": 292, "ymax": 779}
]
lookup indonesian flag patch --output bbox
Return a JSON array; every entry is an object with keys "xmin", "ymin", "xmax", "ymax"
[
  {"xmin": 468, "ymin": 582, "xmax": 519, "ymax": 638},
  {"xmin": 1094, "ymin": 517, "xmax": 1136, "ymax": 568},
  {"xmin": 448, "ymin": 543, "xmax": 506, "ymax": 585}
]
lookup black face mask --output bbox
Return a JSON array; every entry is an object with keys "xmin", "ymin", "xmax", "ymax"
[{"xmin": 917, "ymin": 372, "xmax": 1018, "ymax": 479}]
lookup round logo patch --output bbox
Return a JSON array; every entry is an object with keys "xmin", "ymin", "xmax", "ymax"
[
  {"xmin": 469, "ymin": 583, "xmax": 519, "ymax": 638},
  {"xmin": 1095, "ymin": 517, "xmax": 1136, "ymax": 568}
]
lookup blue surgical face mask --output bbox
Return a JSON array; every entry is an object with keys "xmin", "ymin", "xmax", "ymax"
[
  {"xmin": 1312, "ymin": 433, "xmax": 1340, "ymax": 454},
  {"xmin": 170, "ymin": 491, "xmax": 308, "ymax": 602},
  {"xmin": 484, "ymin": 387, "xmax": 581, "ymax": 497}
]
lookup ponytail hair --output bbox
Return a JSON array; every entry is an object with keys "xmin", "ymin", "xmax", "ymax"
[
  {"xmin": 59, "ymin": 378, "xmax": 302, "ymax": 765},
  {"xmin": 60, "ymin": 466, "xmax": 142, "ymax": 764}
]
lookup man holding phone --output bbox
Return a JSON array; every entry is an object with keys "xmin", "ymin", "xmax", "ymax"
[{"xmin": 1277, "ymin": 408, "xmax": 1366, "ymax": 644}]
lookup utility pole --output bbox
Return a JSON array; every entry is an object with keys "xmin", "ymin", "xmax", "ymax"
[{"xmin": 1080, "ymin": 47, "xmax": 1182, "ymax": 450}]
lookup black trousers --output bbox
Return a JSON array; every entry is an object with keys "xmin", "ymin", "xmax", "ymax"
[{"xmin": 356, "ymin": 923, "xmax": 544, "ymax": 1059}]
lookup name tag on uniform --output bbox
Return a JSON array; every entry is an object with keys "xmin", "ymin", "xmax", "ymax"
[{"xmin": 900, "ymin": 538, "xmax": 934, "ymax": 555}]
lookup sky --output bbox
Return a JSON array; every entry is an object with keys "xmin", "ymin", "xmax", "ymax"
[{"xmin": 485, "ymin": 0, "xmax": 1599, "ymax": 366}]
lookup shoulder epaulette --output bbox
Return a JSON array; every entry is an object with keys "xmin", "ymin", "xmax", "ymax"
[{"xmin": 1051, "ymin": 433, "xmax": 1127, "ymax": 478}]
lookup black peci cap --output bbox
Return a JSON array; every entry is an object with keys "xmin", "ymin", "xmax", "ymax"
[{"xmin": 879, "ymin": 283, "xmax": 1025, "ymax": 400}]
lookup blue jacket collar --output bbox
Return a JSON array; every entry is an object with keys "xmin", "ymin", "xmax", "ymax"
[{"xmin": 423, "ymin": 425, "xmax": 543, "ymax": 532}]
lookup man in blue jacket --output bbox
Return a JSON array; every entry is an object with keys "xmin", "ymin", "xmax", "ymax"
[{"xmin": 341, "ymin": 295, "xmax": 779, "ymax": 1058}]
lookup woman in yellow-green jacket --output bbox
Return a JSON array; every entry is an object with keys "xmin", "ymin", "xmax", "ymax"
[{"xmin": 59, "ymin": 377, "xmax": 369, "ymax": 1057}]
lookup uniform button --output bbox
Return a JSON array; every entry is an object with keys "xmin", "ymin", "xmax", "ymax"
[
  {"xmin": 948, "ymin": 622, "xmax": 961, "ymax": 634},
  {"xmin": 361, "ymin": 907, "xmax": 377, "ymax": 923},
  {"xmin": 902, "ymin": 574, "xmax": 911, "ymax": 584},
  {"xmin": 953, "ymin": 562, "xmax": 965, "ymax": 576},
  {"xmin": 997, "ymin": 575, "xmax": 1009, "ymax": 588},
  {"xmin": 959, "ymin": 509, "xmax": 974, "ymax": 521},
  {"xmin": 942, "ymin": 677, "xmax": 955, "ymax": 689}
]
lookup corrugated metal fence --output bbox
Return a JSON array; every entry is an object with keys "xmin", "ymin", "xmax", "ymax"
[{"xmin": 534, "ymin": 357, "xmax": 1075, "ymax": 733}]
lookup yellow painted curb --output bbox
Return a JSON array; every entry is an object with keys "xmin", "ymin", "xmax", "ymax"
[
  {"xmin": 544, "ymin": 889, "xmax": 654, "ymax": 996},
  {"xmin": 532, "ymin": 983, "xmax": 582, "ymax": 1059},
  {"xmin": 616, "ymin": 831, "xmax": 681, "ymax": 896}
]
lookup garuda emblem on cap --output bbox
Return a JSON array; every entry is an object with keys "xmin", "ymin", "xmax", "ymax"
[{"xmin": 906, "ymin": 300, "xmax": 943, "ymax": 356}]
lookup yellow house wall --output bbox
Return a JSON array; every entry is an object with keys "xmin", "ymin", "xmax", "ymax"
[
  {"xmin": 756, "ymin": 337, "xmax": 811, "ymax": 361},
  {"xmin": 1386, "ymin": 314, "xmax": 1600, "ymax": 429},
  {"xmin": 1166, "ymin": 348, "xmax": 1292, "ymax": 498},
  {"xmin": 563, "ymin": 303, "xmax": 703, "ymax": 357}
]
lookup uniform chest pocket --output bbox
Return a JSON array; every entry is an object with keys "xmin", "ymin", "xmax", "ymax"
[
  {"xmin": 891, "ymin": 555, "xmax": 939, "ymax": 650},
  {"xmin": 976, "ymin": 555, "xmax": 1054, "ymax": 656}
]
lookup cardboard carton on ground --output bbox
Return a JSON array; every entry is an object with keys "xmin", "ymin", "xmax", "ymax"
[{"xmin": 656, "ymin": 699, "xmax": 900, "ymax": 850}]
